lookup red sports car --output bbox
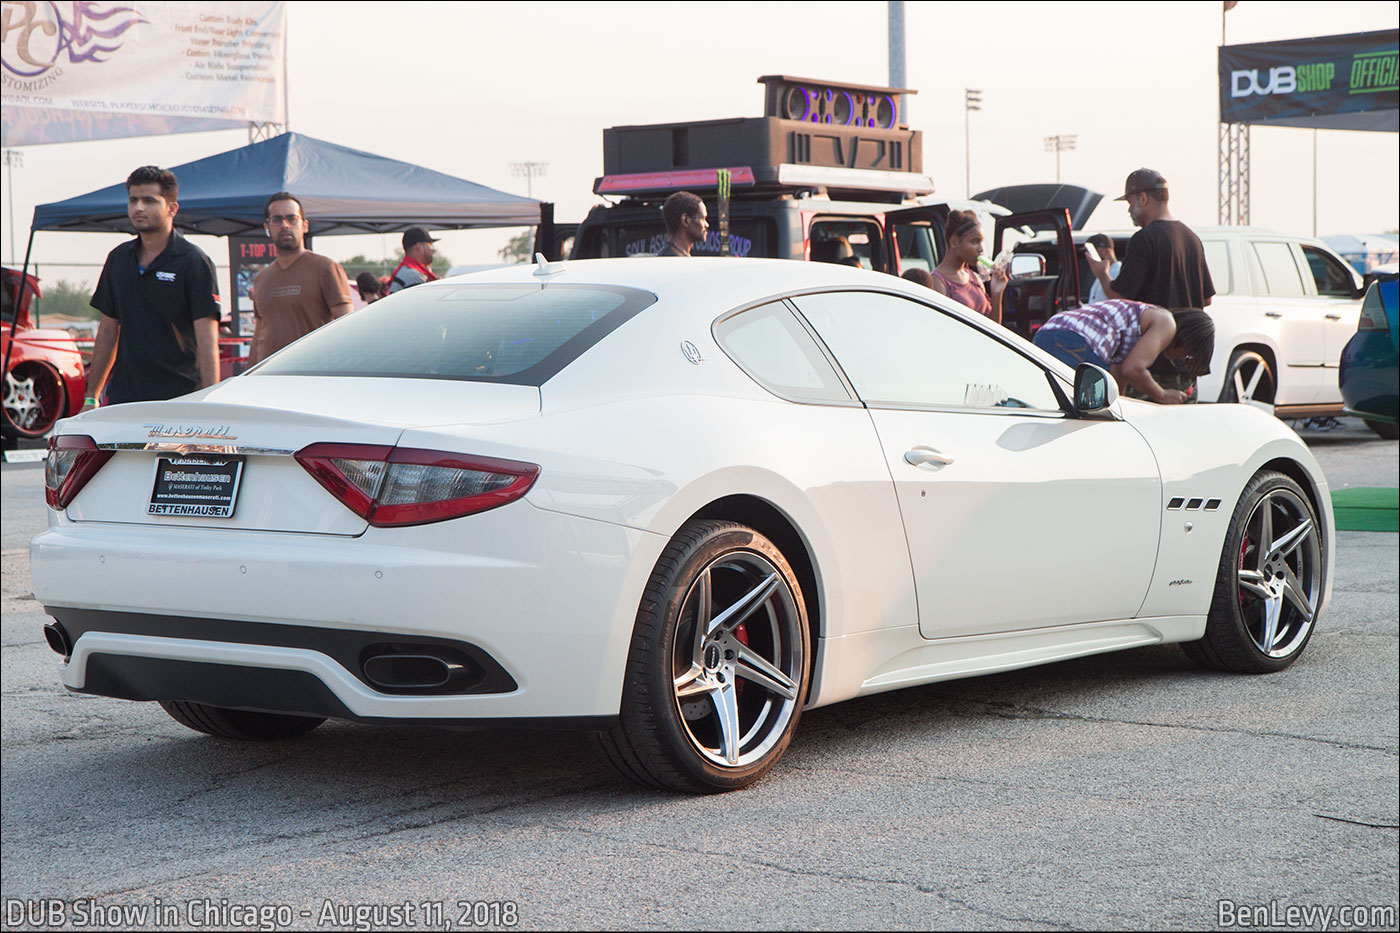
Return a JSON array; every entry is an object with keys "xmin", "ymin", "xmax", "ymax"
[{"xmin": 2, "ymin": 268, "xmax": 86, "ymax": 439}]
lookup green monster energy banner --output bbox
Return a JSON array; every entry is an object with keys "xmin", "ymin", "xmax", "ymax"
[{"xmin": 1219, "ymin": 29, "xmax": 1398, "ymax": 131}]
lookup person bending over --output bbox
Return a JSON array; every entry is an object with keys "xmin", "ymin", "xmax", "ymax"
[{"xmin": 1032, "ymin": 299, "xmax": 1214, "ymax": 405}]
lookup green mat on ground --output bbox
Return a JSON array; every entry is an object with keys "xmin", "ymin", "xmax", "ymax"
[{"xmin": 1331, "ymin": 487, "xmax": 1399, "ymax": 533}]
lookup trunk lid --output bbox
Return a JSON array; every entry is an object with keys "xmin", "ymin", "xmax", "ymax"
[{"xmin": 61, "ymin": 376, "xmax": 541, "ymax": 534}]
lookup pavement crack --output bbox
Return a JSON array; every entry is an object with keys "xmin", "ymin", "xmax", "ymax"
[
  {"xmin": 549, "ymin": 823, "xmax": 1084, "ymax": 929},
  {"xmin": 1314, "ymin": 813, "xmax": 1400, "ymax": 830},
  {"xmin": 964, "ymin": 698, "xmax": 1397, "ymax": 756}
]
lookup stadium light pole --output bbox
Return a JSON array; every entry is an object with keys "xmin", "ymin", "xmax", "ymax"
[
  {"xmin": 965, "ymin": 90, "xmax": 981, "ymax": 197},
  {"xmin": 3, "ymin": 150, "xmax": 21, "ymax": 266},
  {"xmin": 510, "ymin": 161, "xmax": 548, "ymax": 200},
  {"xmin": 1044, "ymin": 134, "xmax": 1077, "ymax": 183},
  {"xmin": 889, "ymin": 1, "xmax": 907, "ymax": 125}
]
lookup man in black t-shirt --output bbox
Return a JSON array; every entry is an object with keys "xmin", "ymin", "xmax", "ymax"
[
  {"xmin": 87, "ymin": 166, "xmax": 221, "ymax": 405},
  {"xmin": 1088, "ymin": 168, "xmax": 1215, "ymax": 402}
]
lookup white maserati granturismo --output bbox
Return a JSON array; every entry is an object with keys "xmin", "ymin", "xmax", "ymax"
[{"xmin": 31, "ymin": 257, "xmax": 1333, "ymax": 793}]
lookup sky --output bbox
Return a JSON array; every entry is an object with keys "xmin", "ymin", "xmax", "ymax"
[{"xmin": 2, "ymin": 0, "xmax": 1397, "ymax": 295}]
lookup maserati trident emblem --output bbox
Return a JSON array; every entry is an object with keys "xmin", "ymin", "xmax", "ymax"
[
  {"xmin": 143, "ymin": 423, "xmax": 238, "ymax": 441},
  {"xmin": 681, "ymin": 341, "xmax": 705, "ymax": 365}
]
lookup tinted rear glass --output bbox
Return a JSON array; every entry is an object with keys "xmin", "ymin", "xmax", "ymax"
[{"xmin": 252, "ymin": 284, "xmax": 655, "ymax": 385}]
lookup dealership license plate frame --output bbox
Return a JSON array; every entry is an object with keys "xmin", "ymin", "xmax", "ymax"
[{"xmin": 148, "ymin": 454, "xmax": 246, "ymax": 518}]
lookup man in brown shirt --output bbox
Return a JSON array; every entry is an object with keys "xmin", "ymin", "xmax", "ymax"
[{"xmin": 248, "ymin": 191, "xmax": 353, "ymax": 364}]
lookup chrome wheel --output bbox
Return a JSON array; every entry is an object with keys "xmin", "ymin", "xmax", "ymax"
[
  {"xmin": 671, "ymin": 551, "xmax": 803, "ymax": 769},
  {"xmin": 1220, "ymin": 350, "xmax": 1274, "ymax": 412},
  {"xmin": 1184, "ymin": 471, "xmax": 1324, "ymax": 673},
  {"xmin": 1234, "ymin": 487, "xmax": 1321, "ymax": 658},
  {"xmin": 2, "ymin": 362, "xmax": 65, "ymax": 438},
  {"xmin": 598, "ymin": 520, "xmax": 811, "ymax": 793}
]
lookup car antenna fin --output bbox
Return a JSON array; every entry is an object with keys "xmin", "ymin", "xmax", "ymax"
[{"xmin": 533, "ymin": 253, "xmax": 566, "ymax": 277}]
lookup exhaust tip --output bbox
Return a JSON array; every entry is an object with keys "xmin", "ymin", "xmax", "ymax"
[
  {"xmin": 363, "ymin": 654, "xmax": 456, "ymax": 690},
  {"xmin": 43, "ymin": 623, "xmax": 72, "ymax": 658}
]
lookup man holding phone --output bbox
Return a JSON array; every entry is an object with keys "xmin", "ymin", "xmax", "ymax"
[{"xmin": 1087, "ymin": 169, "xmax": 1215, "ymax": 402}]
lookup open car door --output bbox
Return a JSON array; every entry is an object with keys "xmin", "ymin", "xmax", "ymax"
[
  {"xmin": 994, "ymin": 208, "xmax": 1078, "ymax": 340},
  {"xmin": 881, "ymin": 205, "xmax": 947, "ymax": 276}
]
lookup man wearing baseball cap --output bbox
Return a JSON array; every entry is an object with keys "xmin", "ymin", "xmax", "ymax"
[
  {"xmin": 1087, "ymin": 168, "xmax": 1215, "ymax": 404},
  {"xmin": 1087, "ymin": 168, "xmax": 1214, "ymax": 311},
  {"xmin": 387, "ymin": 226, "xmax": 440, "ymax": 294}
]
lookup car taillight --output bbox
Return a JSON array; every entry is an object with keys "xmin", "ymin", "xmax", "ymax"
[
  {"xmin": 294, "ymin": 443, "xmax": 540, "ymax": 527},
  {"xmin": 44, "ymin": 435, "xmax": 114, "ymax": 509},
  {"xmin": 1357, "ymin": 299, "xmax": 1390, "ymax": 333}
]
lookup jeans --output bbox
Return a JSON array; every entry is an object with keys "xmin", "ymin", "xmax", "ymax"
[{"xmin": 1033, "ymin": 327, "xmax": 1110, "ymax": 371}]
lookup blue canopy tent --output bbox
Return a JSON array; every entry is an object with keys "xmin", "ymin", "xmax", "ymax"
[
  {"xmin": 6, "ymin": 132, "xmax": 551, "ymax": 379},
  {"xmin": 28, "ymin": 132, "xmax": 544, "ymax": 236}
]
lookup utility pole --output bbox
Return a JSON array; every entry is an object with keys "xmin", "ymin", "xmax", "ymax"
[
  {"xmin": 1044, "ymin": 134, "xmax": 1077, "ymax": 183},
  {"xmin": 964, "ymin": 90, "xmax": 981, "ymax": 197},
  {"xmin": 511, "ymin": 161, "xmax": 548, "ymax": 199},
  {"xmin": 888, "ymin": 1, "xmax": 907, "ymax": 125},
  {"xmin": 3, "ymin": 150, "xmax": 21, "ymax": 265}
]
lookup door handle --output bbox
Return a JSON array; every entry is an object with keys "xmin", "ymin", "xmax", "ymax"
[
  {"xmin": 905, "ymin": 447, "xmax": 955, "ymax": 467},
  {"xmin": 1325, "ymin": 313, "xmax": 1342, "ymax": 320},
  {"xmin": 1264, "ymin": 311, "xmax": 1283, "ymax": 319}
]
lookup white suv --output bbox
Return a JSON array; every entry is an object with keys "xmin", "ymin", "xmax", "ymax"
[
  {"xmin": 1070, "ymin": 227, "xmax": 1364, "ymax": 417},
  {"xmin": 1194, "ymin": 227, "xmax": 1364, "ymax": 417}
]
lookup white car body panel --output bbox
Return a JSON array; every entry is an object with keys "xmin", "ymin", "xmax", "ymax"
[
  {"xmin": 31, "ymin": 258, "xmax": 1335, "ymax": 729},
  {"xmin": 866, "ymin": 407, "xmax": 1161, "ymax": 638},
  {"xmin": 1185, "ymin": 228, "xmax": 1361, "ymax": 408},
  {"xmin": 33, "ymin": 500, "xmax": 667, "ymax": 717}
]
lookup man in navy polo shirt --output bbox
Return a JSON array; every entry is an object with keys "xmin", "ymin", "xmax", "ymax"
[{"xmin": 86, "ymin": 165, "xmax": 222, "ymax": 405}]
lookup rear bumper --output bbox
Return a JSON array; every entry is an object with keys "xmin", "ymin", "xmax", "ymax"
[{"xmin": 31, "ymin": 501, "xmax": 668, "ymax": 719}]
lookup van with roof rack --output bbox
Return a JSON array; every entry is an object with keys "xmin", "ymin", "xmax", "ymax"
[{"xmin": 559, "ymin": 76, "xmax": 1083, "ymax": 330}]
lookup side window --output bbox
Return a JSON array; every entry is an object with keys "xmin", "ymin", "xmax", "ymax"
[
  {"xmin": 1202, "ymin": 240, "xmax": 1233, "ymax": 295},
  {"xmin": 892, "ymin": 223, "xmax": 938, "ymax": 272},
  {"xmin": 1252, "ymin": 242, "xmax": 1305, "ymax": 297},
  {"xmin": 1301, "ymin": 246, "xmax": 1357, "ymax": 298},
  {"xmin": 810, "ymin": 219, "xmax": 883, "ymax": 270},
  {"xmin": 713, "ymin": 301, "xmax": 851, "ymax": 404},
  {"xmin": 790, "ymin": 291, "xmax": 1062, "ymax": 411}
]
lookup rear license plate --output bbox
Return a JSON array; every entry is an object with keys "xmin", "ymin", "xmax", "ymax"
[{"xmin": 148, "ymin": 455, "xmax": 245, "ymax": 518}]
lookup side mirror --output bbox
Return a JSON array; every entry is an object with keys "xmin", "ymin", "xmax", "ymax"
[
  {"xmin": 1073, "ymin": 363, "xmax": 1118, "ymax": 415},
  {"xmin": 1009, "ymin": 254, "xmax": 1045, "ymax": 278}
]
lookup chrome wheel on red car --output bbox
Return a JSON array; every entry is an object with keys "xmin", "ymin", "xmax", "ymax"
[{"xmin": 2, "ymin": 361, "xmax": 67, "ymax": 438}]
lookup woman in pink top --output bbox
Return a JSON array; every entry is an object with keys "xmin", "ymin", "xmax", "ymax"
[{"xmin": 928, "ymin": 209, "xmax": 1007, "ymax": 324}]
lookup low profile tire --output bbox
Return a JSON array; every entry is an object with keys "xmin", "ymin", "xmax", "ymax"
[
  {"xmin": 159, "ymin": 700, "xmax": 325, "ymax": 740},
  {"xmin": 1364, "ymin": 420, "xmax": 1398, "ymax": 440},
  {"xmin": 2, "ymin": 361, "xmax": 66, "ymax": 439},
  {"xmin": 596, "ymin": 520, "xmax": 811, "ymax": 793},
  {"xmin": 1183, "ymin": 471, "xmax": 1324, "ymax": 673},
  {"xmin": 1219, "ymin": 349, "xmax": 1275, "ymax": 410}
]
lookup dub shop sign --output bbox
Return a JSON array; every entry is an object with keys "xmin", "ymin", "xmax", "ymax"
[{"xmin": 1219, "ymin": 29, "xmax": 1398, "ymax": 125}]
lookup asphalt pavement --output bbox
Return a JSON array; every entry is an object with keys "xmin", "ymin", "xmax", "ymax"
[{"xmin": 1, "ymin": 420, "xmax": 1395, "ymax": 931}]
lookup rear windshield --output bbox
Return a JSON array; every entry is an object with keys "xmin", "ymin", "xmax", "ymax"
[{"xmin": 251, "ymin": 283, "xmax": 655, "ymax": 385}]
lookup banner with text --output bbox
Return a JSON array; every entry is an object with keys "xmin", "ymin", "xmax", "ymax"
[
  {"xmin": 2, "ymin": 1, "xmax": 286, "ymax": 146},
  {"xmin": 1219, "ymin": 29, "xmax": 1398, "ymax": 131}
]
